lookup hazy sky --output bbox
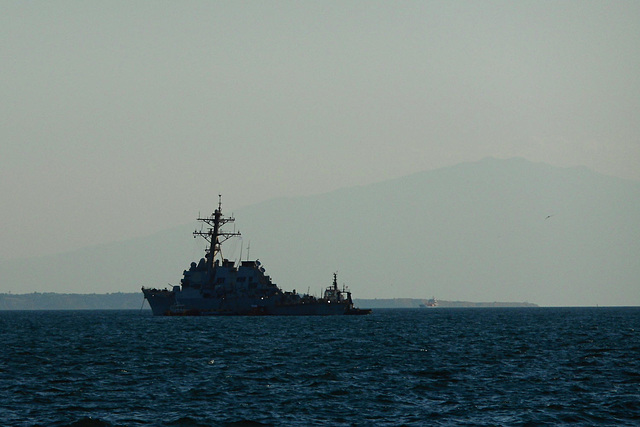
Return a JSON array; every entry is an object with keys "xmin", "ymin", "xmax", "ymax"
[{"xmin": 2, "ymin": 1, "xmax": 639, "ymax": 260}]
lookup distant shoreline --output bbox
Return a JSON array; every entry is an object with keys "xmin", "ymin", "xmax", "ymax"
[
  {"xmin": 357, "ymin": 298, "xmax": 538, "ymax": 309},
  {"xmin": 0, "ymin": 292, "xmax": 537, "ymax": 310}
]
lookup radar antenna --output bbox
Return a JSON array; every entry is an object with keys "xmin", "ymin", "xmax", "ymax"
[{"xmin": 193, "ymin": 195, "xmax": 241, "ymax": 270}]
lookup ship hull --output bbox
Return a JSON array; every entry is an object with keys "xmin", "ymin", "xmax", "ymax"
[{"xmin": 143, "ymin": 289, "xmax": 353, "ymax": 316}]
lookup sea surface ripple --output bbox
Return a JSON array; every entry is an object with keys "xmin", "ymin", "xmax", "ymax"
[{"xmin": 1, "ymin": 307, "xmax": 639, "ymax": 426}]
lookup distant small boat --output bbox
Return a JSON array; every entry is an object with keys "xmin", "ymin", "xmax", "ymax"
[{"xmin": 420, "ymin": 297, "xmax": 438, "ymax": 308}]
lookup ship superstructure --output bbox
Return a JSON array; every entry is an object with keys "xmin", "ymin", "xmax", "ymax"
[{"xmin": 142, "ymin": 196, "xmax": 370, "ymax": 316}]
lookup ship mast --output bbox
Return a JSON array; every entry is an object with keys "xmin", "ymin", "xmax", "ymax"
[{"xmin": 193, "ymin": 195, "xmax": 241, "ymax": 270}]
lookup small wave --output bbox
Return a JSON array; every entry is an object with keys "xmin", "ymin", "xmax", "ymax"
[
  {"xmin": 165, "ymin": 416, "xmax": 212, "ymax": 427},
  {"xmin": 412, "ymin": 368, "xmax": 455, "ymax": 380},
  {"xmin": 223, "ymin": 421, "xmax": 274, "ymax": 427},
  {"xmin": 57, "ymin": 417, "xmax": 113, "ymax": 427}
]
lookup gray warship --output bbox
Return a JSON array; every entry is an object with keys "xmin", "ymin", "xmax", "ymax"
[{"xmin": 142, "ymin": 197, "xmax": 371, "ymax": 316}]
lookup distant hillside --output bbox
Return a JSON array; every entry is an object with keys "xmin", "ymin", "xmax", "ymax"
[
  {"xmin": 1, "ymin": 158, "xmax": 639, "ymax": 306},
  {"xmin": 234, "ymin": 158, "xmax": 640, "ymax": 307},
  {"xmin": 0, "ymin": 293, "xmax": 536, "ymax": 311}
]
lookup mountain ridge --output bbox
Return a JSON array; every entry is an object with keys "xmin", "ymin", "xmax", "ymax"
[{"xmin": 1, "ymin": 157, "xmax": 638, "ymax": 307}]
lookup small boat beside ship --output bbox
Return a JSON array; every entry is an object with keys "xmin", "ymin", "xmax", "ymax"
[{"xmin": 142, "ymin": 197, "xmax": 371, "ymax": 316}]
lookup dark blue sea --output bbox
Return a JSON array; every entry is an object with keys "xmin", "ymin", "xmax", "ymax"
[{"xmin": 1, "ymin": 308, "xmax": 639, "ymax": 426}]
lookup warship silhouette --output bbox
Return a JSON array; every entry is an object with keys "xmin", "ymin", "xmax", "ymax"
[{"xmin": 142, "ymin": 197, "xmax": 371, "ymax": 316}]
